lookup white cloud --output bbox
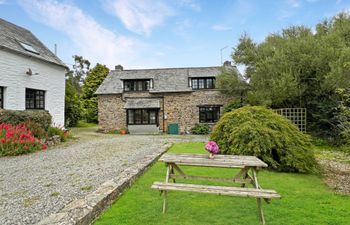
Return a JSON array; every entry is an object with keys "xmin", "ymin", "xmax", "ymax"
[
  {"xmin": 104, "ymin": 0, "xmax": 174, "ymax": 36},
  {"xmin": 17, "ymin": 0, "xmax": 161, "ymax": 68},
  {"xmin": 211, "ymin": 24, "xmax": 232, "ymax": 31},
  {"xmin": 176, "ymin": 0, "xmax": 201, "ymax": 12},
  {"xmin": 288, "ymin": 0, "xmax": 301, "ymax": 8}
]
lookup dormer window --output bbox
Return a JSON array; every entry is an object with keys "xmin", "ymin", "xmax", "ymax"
[
  {"xmin": 191, "ymin": 77, "xmax": 215, "ymax": 89},
  {"xmin": 19, "ymin": 41, "xmax": 39, "ymax": 55},
  {"xmin": 124, "ymin": 79, "xmax": 150, "ymax": 92}
]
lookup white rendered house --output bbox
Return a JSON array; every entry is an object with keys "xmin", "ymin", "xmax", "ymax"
[{"xmin": 0, "ymin": 18, "xmax": 67, "ymax": 126}]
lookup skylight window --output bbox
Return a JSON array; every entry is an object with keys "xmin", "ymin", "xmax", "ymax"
[{"xmin": 19, "ymin": 42, "xmax": 39, "ymax": 54}]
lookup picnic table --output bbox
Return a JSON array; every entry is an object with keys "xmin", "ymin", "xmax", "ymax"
[{"xmin": 151, "ymin": 153, "xmax": 281, "ymax": 224}]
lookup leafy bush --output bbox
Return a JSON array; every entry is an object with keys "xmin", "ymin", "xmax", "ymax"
[
  {"xmin": 0, "ymin": 110, "xmax": 52, "ymax": 130},
  {"xmin": 0, "ymin": 123, "xmax": 46, "ymax": 156},
  {"xmin": 65, "ymin": 79, "xmax": 82, "ymax": 127},
  {"xmin": 48, "ymin": 126, "xmax": 67, "ymax": 142},
  {"xmin": 210, "ymin": 106, "xmax": 318, "ymax": 173},
  {"xmin": 223, "ymin": 100, "xmax": 244, "ymax": 113},
  {"xmin": 24, "ymin": 120, "xmax": 48, "ymax": 139},
  {"xmin": 332, "ymin": 88, "xmax": 350, "ymax": 146},
  {"xmin": 191, "ymin": 124, "xmax": 211, "ymax": 135},
  {"xmin": 340, "ymin": 145, "xmax": 350, "ymax": 154}
]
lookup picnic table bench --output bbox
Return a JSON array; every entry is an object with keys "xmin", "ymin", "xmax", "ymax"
[{"xmin": 151, "ymin": 153, "xmax": 281, "ymax": 224}]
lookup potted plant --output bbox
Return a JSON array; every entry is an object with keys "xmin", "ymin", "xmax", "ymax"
[
  {"xmin": 120, "ymin": 127, "xmax": 128, "ymax": 135},
  {"xmin": 205, "ymin": 141, "xmax": 220, "ymax": 159}
]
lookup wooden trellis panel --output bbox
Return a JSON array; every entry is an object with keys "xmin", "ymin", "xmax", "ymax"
[{"xmin": 274, "ymin": 108, "xmax": 307, "ymax": 132}]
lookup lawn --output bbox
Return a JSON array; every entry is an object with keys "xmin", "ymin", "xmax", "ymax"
[{"xmin": 94, "ymin": 142, "xmax": 350, "ymax": 225}]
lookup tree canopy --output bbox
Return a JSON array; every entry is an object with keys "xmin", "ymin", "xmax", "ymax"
[
  {"xmin": 81, "ymin": 63, "xmax": 109, "ymax": 123},
  {"xmin": 217, "ymin": 12, "xmax": 350, "ymax": 143}
]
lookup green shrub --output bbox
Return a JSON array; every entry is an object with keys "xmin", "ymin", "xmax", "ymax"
[
  {"xmin": 191, "ymin": 124, "xmax": 211, "ymax": 135},
  {"xmin": 24, "ymin": 120, "xmax": 48, "ymax": 139},
  {"xmin": 48, "ymin": 126, "xmax": 67, "ymax": 142},
  {"xmin": 210, "ymin": 106, "xmax": 318, "ymax": 173},
  {"xmin": 0, "ymin": 110, "xmax": 52, "ymax": 130},
  {"xmin": 223, "ymin": 100, "xmax": 244, "ymax": 113},
  {"xmin": 340, "ymin": 145, "xmax": 350, "ymax": 154}
]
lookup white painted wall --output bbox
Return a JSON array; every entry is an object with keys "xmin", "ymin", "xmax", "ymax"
[{"xmin": 0, "ymin": 50, "xmax": 66, "ymax": 126}]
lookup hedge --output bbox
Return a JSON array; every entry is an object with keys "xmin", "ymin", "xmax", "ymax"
[{"xmin": 0, "ymin": 109, "xmax": 52, "ymax": 130}]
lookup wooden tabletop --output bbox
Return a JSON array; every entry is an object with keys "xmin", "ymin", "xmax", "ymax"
[{"xmin": 159, "ymin": 153, "xmax": 268, "ymax": 168}]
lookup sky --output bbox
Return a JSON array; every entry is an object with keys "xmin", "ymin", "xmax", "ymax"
[{"xmin": 1, "ymin": 0, "xmax": 350, "ymax": 70}]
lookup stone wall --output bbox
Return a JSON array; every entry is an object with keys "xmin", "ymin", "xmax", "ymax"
[
  {"xmin": 163, "ymin": 90, "xmax": 233, "ymax": 133},
  {"xmin": 98, "ymin": 94, "xmax": 126, "ymax": 131},
  {"xmin": 97, "ymin": 90, "xmax": 233, "ymax": 133}
]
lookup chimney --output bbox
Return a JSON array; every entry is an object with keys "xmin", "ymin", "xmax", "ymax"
[
  {"xmin": 115, "ymin": 65, "xmax": 123, "ymax": 71},
  {"xmin": 223, "ymin": 61, "xmax": 232, "ymax": 67}
]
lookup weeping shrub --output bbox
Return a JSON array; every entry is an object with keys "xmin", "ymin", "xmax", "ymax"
[{"xmin": 210, "ymin": 106, "xmax": 318, "ymax": 173}]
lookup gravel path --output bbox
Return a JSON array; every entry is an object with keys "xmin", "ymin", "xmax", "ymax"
[
  {"xmin": 0, "ymin": 128, "xmax": 207, "ymax": 225},
  {"xmin": 318, "ymin": 159, "xmax": 350, "ymax": 195},
  {"xmin": 317, "ymin": 149, "xmax": 350, "ymax": 195}
]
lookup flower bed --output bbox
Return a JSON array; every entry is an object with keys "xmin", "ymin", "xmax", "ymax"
[{"xmin": 0, "ymin": 123, "xmax": 46, "ymax": 156}]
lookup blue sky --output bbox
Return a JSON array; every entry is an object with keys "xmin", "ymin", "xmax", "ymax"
[{"xmin": 1, "ymin": 0, "xmax": 349, "ymax": 70}]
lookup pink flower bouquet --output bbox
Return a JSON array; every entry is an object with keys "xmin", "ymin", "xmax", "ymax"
[{"xmin": 205, "ymin": 141, "xmax": 219, "ymax": 158}]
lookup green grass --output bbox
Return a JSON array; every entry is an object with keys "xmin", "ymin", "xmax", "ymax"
[
  {"xmin": 76, "ymin": 120, "xmax": 98, "ymax": 128},
  {"xmin": 94, "ymin": 142, "xmax": 350, "ymax": 225}
]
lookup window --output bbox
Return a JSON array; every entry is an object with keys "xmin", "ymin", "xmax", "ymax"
[
  {"xmin": 26, "ymin": 89, "xmax": 45, "ymax": 109},
  {"xmin": 124, "ymin": 80, "xmax": 150, "ymax": 92},
  {"xmin": 199, "ymin": 106, "xmax": 220, "ymax": 123},
  {"xmin": 127, "ymin": 109, "xmax": 158, "ymax": 125},
  {"xmin": 19, "ymin": 42, "xmax": 40, "ymax": 55},
  {"xmin": 0, "ymin": 87, "xmax": 3, "ymax": 109},
  {"xmin": 192, "ymin": 77, "xmax": 215, "ymax": 89}
]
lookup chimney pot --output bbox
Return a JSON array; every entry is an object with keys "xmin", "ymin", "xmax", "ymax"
[
  {"xmin": 115, "ymin": 65, "xmax": 123, "ymax": 71},
  {"xmin": 223, "ymin": 61, "xmax": 232, "ymax": 67}
]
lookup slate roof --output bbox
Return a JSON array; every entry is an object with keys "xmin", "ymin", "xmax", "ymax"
[
  {"xmin": 0, "ymin": 18, "xmax": 67, "ymax": 68},
  {"xmin": 124, "ymin": 98, "xmax": 161, "ymax": 109},
  {"xmin": 96, "ymin": 66, "xmax": 239, "ymax": 94}
]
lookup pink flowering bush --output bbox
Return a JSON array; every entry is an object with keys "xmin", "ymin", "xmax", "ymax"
[
  {"xmin": 0, "ymin": 123, "xmax": 46, "ymax": 156},
  {"xmin": 205, "ymin": 141, "xmax": 220, "ymax": 154}
]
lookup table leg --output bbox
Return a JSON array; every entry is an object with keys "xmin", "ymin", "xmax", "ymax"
[
  {"xmin": 170, "ymin": 164, "xmax": 176, "ymax": 183},
  {"xmin": 251, "ymin": 168, "xmax": 265, "ymax": 224},
  {"xmin": 163, "ymin": 164, "xmax": 170, "ymax": 213},
  {"xmin": 240, "ymin": 169, "xmax": 249, "ymax": 188}
]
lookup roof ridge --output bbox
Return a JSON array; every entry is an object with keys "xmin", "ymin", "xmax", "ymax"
[
  {"xmin": 120, "ymin": 66, "xmax": 222, "ymax": 72},
  {"xmin": 0, "ymin": 18, "xmax": 31, "ymax": 33}
]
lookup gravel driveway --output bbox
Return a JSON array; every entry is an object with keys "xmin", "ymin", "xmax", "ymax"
[{"xmin": 0, "ymin": 127, "xmax": 207, "ymax": 225}]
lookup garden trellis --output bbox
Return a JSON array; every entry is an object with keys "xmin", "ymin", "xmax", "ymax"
[{"xmin": 274, "ymin": 108, "xmax": 307, "ymax": 132}]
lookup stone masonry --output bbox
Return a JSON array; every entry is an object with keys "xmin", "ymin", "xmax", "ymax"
[{"xmin": 98, "ymin": 90, "xmax": 233, "ymax": 133}]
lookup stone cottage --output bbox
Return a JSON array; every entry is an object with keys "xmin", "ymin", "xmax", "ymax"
[
  {"xmin": 0, "ymin": 18, "xmax": 67, "ymax": 126},
  {"xmin": 96, "ymin": 62, "xmax": 238, "ymax": 134}
]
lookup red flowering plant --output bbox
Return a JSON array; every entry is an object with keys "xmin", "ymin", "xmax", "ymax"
[{"xmin": 0, "ymin": 123, "xmax": 45, "ymax": 156}]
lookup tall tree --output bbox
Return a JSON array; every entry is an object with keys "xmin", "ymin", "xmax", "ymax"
[
  {"xmin": 64, "ymin": 55, "xmax": 90, "ymax": 127},
  {"xmin": 66, "ymin": 55, "xmax": 91, "ymax": 94},
  {"xmin": 218, "ymin": 12, "xmax": 350, "ymax": 142},
  {"xmin": 81, "ymin": 64, "xmax": 109, "ymax": 123}
]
